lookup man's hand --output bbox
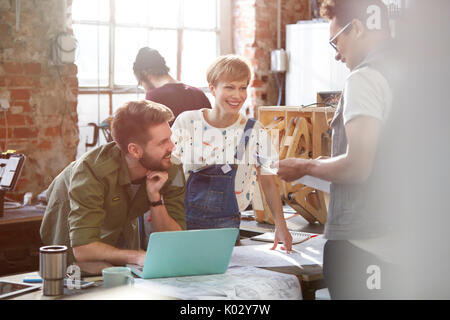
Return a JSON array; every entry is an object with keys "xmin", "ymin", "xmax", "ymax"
[
  {"xmin": 271, "ymin": 224, "xmax": 293, "ymax": 253},
  {"xmin": 274, "ymin": 158, "xmax": 311, "ymax": 182},
  {"xmin": 146, "ymin": 170, "xmax": 168, "ymax": 201},
  {"xmin": 135, "ymin": 250, "xmax": 147, "ymax": 266}
]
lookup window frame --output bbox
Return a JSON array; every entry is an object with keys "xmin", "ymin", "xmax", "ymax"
[{"xmin": 73, "ymin": 0, "xmax": 232, "ymax": 97}]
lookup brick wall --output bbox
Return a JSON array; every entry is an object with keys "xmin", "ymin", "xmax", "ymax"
[
  {"xmin": 0, "ymin": 0, "xmax": 78, "ymax": 200},
  {"xmin": 233, "ymin": 0, "xmax": 310, "ymax": 117}
]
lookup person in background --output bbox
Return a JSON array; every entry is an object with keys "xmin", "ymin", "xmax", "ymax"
[
  {"xmin": 133, "ymin": 47, "xmax": 211, "ymax": 124},
  {"xmin": 171, "ymin": 54, "xmax": 292, "ymax": 252}
]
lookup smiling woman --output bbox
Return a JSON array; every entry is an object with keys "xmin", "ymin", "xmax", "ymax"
[
  {"xmin": 170, "ymin": 55, "xmax": 292, "ymax": 250},
  {"xmin": 205, "ymin": 55, "xmax": 252, "ymax": 126}
]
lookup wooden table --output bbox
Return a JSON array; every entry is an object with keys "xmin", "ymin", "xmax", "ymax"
[
  {"xmin": 1, "ymin": 206, "xmax": 327, "ymax": 300},
  {"xmin": 239, "ymin": 209, "xmax": 326, "ymax": 300},
  {"xmin": 0, "ymin": 205, "xmax": 45, "ymax": 226},
  {"xmin": 1, "ymin": 264, "xmax": 324, "ymax": 300},
  {"xmin": 0, "ymin": 205, "xmax": 45, "ymax": 276},
  {"xmin": 0, "ymin": 271, "xmax": 171, "ymax": 300}
]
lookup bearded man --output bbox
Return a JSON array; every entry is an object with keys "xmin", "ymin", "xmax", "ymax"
[{"xmin": 40, "ymin": 100, "xmax": 186, "ymax": 271}]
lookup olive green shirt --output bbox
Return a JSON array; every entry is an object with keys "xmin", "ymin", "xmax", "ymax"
[{"xmin": 40, "ymin": 142, "xmax": 186, "ymax": 264}]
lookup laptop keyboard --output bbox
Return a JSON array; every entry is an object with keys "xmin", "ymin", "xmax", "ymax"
[{"xmin": 128, "ymin": 264, "xmax": 143, "ymax": 272}]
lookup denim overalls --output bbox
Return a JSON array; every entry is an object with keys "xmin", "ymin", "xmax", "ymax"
[{"xmin": 185, "ymin": 119, "xmax": 256, "ymax": 230}]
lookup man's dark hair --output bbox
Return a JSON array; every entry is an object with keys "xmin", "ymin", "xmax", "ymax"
[
  {"xmin": 111, "ymin": 100, "xmax": 174, "ymax": 153},
  {"xmin": 321, "ymin": 0, "xmax": 390, "ymax": 33},
  {"xmin": 133, "ymin": 47, "xmax": 170, "ymax": 82}
]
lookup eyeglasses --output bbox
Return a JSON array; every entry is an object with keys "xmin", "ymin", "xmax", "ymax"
[{"xmin": 329, "ymin": 21, "xmax": 352, "ymax": 52}]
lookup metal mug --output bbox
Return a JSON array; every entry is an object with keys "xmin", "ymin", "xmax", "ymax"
[{"xmin": 39, "ymin": 245, "xmax": 67, "ymax": 296}]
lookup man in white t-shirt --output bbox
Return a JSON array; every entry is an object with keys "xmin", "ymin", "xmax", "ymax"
[{"xmin": 275, "ymin": 0, "xmax": 396, "ymax": 299}]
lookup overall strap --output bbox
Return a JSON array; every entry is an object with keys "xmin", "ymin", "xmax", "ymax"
[{"xmin": 235, "ymin": 118, "xmax": 257, "ymax": 161}]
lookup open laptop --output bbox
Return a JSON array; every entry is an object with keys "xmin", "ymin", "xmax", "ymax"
[{"xmin": 127, "ymin": 228, "xmax": 238, "ymax": 279}]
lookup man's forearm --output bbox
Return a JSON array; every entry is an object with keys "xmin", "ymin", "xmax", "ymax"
[
  {"xmin": 308, "ymin": 116, "xmax": 381, "ymax": 184},
  {"xmin": 308, "ymin": 154, "xmax": 370, "ymax": 184},
  {"xmin": 148, "ymin": 190, "xmax": 182, "ymax": 231},
  {"xmin": 149, "ymin": 204, "xmax": 182, "ymax": 231},
  {"xmin": 280, "ymin": 117, "xmax": 381, "ymax": 185},
  {"xmin": 73, "ymin": 241, "xmax": 144, "ymax": 266}
]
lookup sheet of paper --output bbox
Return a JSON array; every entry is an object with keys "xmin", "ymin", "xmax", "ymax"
[
  {"xmin": 229, "ymin": 235, "xmax": 326, "ymax": 268},
  {"xmin": 292, "ymin": 175, "xmax": 331, "ymax": 193},
  {"xmin": 134, "ymin": 266, "xmax": 302, "ymax": 300},
  {"xmin": 253, "ymin": 154, "xmax": 278, "ymax": 175}
]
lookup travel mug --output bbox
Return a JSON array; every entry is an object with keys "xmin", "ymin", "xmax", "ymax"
[{"xmin": 39, "ymin": 245, "xmax": 67, "ymax": 296}]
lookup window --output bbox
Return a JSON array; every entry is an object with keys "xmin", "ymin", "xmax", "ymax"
[{"xmin": 72, "ymin": 0, "xmax": 231, "ymax": 157}]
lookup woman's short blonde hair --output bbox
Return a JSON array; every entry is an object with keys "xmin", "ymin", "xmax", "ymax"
[{"xmin": 206, "ymin": 54, "xmax": 252, "ymax": 87}]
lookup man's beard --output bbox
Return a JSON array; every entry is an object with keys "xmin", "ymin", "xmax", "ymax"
[{"xmin": 139, "ymin": 151, "xmax": 171, "ymax": 171}]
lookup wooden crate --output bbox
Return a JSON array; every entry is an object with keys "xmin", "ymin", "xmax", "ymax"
[{"xmin": 256, "ymin": 106, "xmax": 336, "ymax": 225}]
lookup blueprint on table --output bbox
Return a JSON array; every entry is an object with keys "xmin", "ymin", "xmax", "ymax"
[
  {"xmin": 229, "ymin": 235, "xmax": 326, "ymax": 268},
  {"xmin": 134, "ymin": 266, "xmax": 302, "ymax": 300}
]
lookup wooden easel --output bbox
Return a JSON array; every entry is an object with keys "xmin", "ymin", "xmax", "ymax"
[{"xmin": 255, "ymin": 104, "xmax": 335, "ymax": 225}]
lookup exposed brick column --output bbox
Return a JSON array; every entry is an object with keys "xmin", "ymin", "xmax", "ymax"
[
  {"xmin": 0, "ymin": 0, "xmax": 79, "ymax": 199},
  {"xmin": 233, "ymin": 0, "xmax": 310, "ymax": 117}
]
